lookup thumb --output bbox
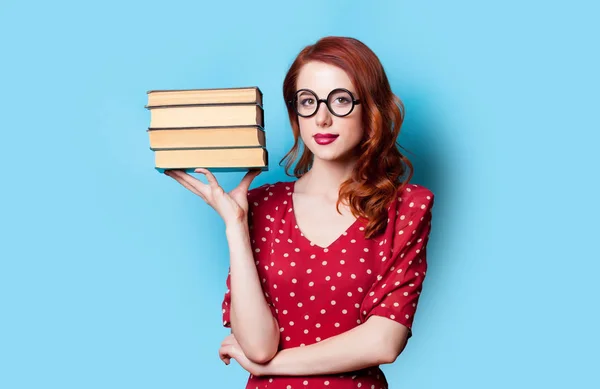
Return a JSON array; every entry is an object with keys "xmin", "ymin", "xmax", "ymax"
[{"xmin": 238, "ymin": 169, "xmax": 262, "ymax": 192}]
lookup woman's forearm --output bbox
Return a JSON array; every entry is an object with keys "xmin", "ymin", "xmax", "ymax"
[
  {"xmin": 261, "ymin": 319, "xmax": 391, "ymax": 376},
  {"xmin": 226, "ymin": 221, "xmax": 280, "ymax": 363}
]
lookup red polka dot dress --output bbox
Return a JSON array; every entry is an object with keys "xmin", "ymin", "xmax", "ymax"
[{"xmin": 222, "ymin": 180, "xmax": 435, "ymax": 389}]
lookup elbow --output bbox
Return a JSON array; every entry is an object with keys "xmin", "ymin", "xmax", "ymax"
[
  {"xmin": 364, "ymin": 316, "xmax": 410, "ymax": 365},
  {"xmin": 379, "ymin": 349, "xmax": 400, "ymax": 365},
  {"xmin": 246, "ymin": 348, "xmax": 277, "ymax": 364},
  {"xmin": 242, "ymin": 327, "xmax": 280, "ymax": 364},
  {"xmin": 246, "ymin": 352, "xmax": 274, "ymax": 365},
  {"xmin": 375, "ymin": 343, "xmax": 398, "ymax": 365},
  {"xmin": 376, "ymin": 335, "xmax": 407, "ymax": 365},
  {"xmin": 232, "ymin": 316, "xmax": 280, "ymax": 364}
]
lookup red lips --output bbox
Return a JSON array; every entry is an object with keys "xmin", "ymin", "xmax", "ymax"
[
  {"xmin": 314, "ymin": 133, "xmax": 339, "ymax": 145},
  {"xmin": 314, "ymin": 133, "xmax": 339, "ymax": 139}
]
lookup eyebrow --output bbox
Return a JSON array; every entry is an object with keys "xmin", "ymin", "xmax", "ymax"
[{"xmin": 296, "ymin": 88, "xmax": 358, "ymax": 97}]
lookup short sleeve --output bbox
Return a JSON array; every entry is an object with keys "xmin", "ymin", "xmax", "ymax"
[
  {"xmin": 360, "ymin": 188, "xmax": 434, "ymax": 339},
  {"xmin": 221, "ymin": 183, "xmax": 277, "ymax": 328}
]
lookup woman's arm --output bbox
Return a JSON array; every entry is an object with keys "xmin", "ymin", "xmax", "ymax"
[
  {"xmin": 226, "ymin": 220, "xmax": 280, "ymax": 364},
  {"xmin": 164, "ymin": 169, "xmax": 278, "ymax": 362},
  {"xmin": 260, "ymin": 316, "xmax": 409, "ymax": 376}
]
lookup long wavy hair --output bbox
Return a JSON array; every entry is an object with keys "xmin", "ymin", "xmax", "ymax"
[{"xmin": 280, "ymin": 36, "xmax": 414, "ymax": 239}]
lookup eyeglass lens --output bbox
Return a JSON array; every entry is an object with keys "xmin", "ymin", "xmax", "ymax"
[{"xmin": 295, "ymin": 89, "xmax": 355, "ymax": 117}]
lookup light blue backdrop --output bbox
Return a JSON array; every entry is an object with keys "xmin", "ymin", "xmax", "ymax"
[{"xmin": 1, "ymin": 0, "xmax": 598, "ymax": 388}]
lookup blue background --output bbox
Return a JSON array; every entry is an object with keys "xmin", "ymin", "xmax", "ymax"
[{"xmin": 1, "ymin": 0, "xmax": 598, "ymax": 388}]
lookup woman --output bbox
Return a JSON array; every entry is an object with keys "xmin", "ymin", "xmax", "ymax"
[{"xmin": 165, "ymin": 36, "xmax": 435, "ymax": 389}]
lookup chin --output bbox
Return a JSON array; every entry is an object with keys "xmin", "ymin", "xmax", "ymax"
[
  {"xmin": 313, "ymin": 154, "xmax": 341, "ymax": 162},
  {"xmin": 312, "ymin": 149, "xmax": 354, "ymax": 163}
]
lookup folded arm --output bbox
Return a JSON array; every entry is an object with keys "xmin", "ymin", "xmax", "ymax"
[
  {"xmin": 226, "ymin": 221, "xmax": 280, "ymax": 363},
  {"xmin": 260, "ymin": 316, "xmax": 409, "ymax": 376}
]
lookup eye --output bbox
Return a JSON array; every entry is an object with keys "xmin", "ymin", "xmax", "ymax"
[
  {"xmin": 335, "ymin": 96, "xmax": 350, "ymax": 104},
  {"xmin": 300, "ymin": 98, "xmax": 315, "ymax": 106}
]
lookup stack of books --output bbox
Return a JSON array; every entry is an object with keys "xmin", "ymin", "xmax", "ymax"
[{"xmin": 145, "ymin": 86, "xmax": 268, "ymax": 173}]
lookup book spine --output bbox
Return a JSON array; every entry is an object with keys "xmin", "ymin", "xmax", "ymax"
[
  {"xmin": 146, "ymin": 125, "xmax": 265, "ymax": 132},
  {"xmin": 145, "ymin": 101, "xmax": 263, "ymax": 109}
]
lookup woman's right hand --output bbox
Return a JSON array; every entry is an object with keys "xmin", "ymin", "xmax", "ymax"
[{"xmin": 164, "ymin": 168, "xmax": 262, "ymax": 226}]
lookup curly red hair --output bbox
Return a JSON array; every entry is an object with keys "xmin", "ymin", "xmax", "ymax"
[{"xmin": 280, "ymin": 36, "xmax": 414, "ymax": 239}]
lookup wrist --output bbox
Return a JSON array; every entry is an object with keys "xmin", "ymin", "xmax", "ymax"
[{"xmin": 225, "ymin": 218, "xmax": 249, "ymax": 236}]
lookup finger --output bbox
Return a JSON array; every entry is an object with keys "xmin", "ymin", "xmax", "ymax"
[
  {"xmin": 219, "ymin": 345, "xmax": 232, "ymax": 365},
  {"xmin": 169, "ymin": 170, "xmax": 210, "ymax": 198},
  {"xmin": 221, "ymin": 334, "xmax": 235, "ymax": 346},
  {"xmin": 219, "ymin": 352, "xmax": 230, "ymax": 364},
  {"xmin": 238, "ymin": 169, "xmax": 262, "ymax": 192},
  {"xmin": 221, "ymin": 338, "xmax": 238, "ymax": 349},
  {"xmin": 195, "ymin": 168, "xmax": 220, "ymax": 190},
  {"xmin": 165, "ymin": 171, "xmax": 201, "ymax": 195},
  {"xmin": 166, "ymin": 171, "xmax": 205, "ymax": 198}
]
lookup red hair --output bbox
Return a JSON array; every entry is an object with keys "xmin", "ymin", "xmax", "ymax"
[{"xmin": 280, "ymin": 36, "xmax": 414, "ymax": 239}]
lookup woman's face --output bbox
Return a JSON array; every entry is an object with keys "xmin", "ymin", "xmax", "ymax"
[{"xmin": 294, "ymin": 61, "xmax": 364, "ymax": 163}]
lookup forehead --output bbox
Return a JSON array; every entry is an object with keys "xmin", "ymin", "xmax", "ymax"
[{"xmin": 296, "ymin": 61, "xmax": 356, "ymax": 96}]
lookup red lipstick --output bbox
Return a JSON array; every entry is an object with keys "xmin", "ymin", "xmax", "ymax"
[{"xmin": 314, "ymin": 133, "xmax": 339, "ymax": 145}]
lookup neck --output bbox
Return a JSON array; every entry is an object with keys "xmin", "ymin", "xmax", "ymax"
[{"xmin": 299, "ymin": 155, "xmax": 358, "ymax": 198}]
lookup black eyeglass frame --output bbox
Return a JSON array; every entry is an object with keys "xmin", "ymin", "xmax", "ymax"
[{"xmin": 287, "ymin": 88, "xmax": 361, "ymax": 118}]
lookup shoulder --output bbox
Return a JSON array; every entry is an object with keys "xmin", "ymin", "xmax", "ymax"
[
  {"xmin": 247, "ymin": 182, "xmax": 272, "ymax": 203},
  {"xmin": 394, "ymin": 183, "xmax": 435, "ymax": 216},
  {"xmin": 247, "ymin": 180, "xmax": 295, "ymax": 209},
  {"xmin": 388, "ymin": 183, "xmax": 435, "ymax": 248},
  {"xmin": 397, "ymin": 183, "xmax": 434, "ymax": 204}
]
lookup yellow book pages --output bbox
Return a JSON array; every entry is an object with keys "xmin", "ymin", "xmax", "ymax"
[
  {"xmin": 155, "ymin": 147, "xmax": 267, "ymax": 169},
  {"xmin": 147, "ymin": 87, "xmax": 262, "ymax": 107},
  {"xmin": 148, "ymin": 126, "xmax": 265, "ymax": 149},
  {"xmin": 149, "ymin": 104, "xmax": 263, "ymax": 128}
]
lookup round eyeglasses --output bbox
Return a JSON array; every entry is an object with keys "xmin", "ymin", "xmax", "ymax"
[{"xmin": 288, "ymin": 88, "xmax": 361, "ymax": 118}]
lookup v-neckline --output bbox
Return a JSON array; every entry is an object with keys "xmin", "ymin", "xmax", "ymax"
[{"xmin": 289, "ymin": 180, "xmax": 361, "ymax": 250}]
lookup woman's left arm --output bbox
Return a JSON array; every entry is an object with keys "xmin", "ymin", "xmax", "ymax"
[
  {"xmin": 262, "ymin": 316, "xmax": 407, "ymax": 376},
  {"xmin": 214, "ymin": 315, "xmax": 409, "ymax": 377}
]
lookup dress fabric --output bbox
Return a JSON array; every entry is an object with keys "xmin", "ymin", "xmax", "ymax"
[{"xmin": 221, "ymin": 180, "xmax": 435, "ymax": 389}]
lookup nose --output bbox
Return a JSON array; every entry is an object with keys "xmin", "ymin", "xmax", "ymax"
[{"xmin": 315, "ymin": 101, "xmax": 332, "ymax": 128}]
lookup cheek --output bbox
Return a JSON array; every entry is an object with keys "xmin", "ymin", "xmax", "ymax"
[
  {"xmin": 298, "ymin": 120, "xmax": 314, "ymax": 139},
  {"xmin": 346, "ymin": 119, "xmax": 364, "ymax": 142}
]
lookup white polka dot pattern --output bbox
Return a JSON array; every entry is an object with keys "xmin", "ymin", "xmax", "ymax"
[
  {"xmin": 221, "ymin": 181, "xmax": 435, "ymax": 389},
  {"xmin": 359, "ymin": 187, "xmax": 433, "ymax": 340},
  {"xmin": 222, "ymin": 183, "xmax": 278, "ymax": 328}
]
